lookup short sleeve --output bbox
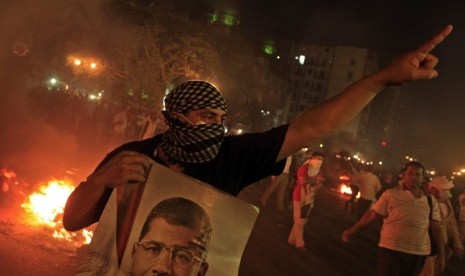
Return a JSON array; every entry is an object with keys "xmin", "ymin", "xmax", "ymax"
[{"xmin": 371, "ymin": 190, "xmax": 389, "ymax": 217}]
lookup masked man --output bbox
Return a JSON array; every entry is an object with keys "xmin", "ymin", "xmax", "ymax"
[{"xmin": 288, "ymin": 152, "xmax": 325, "ymax": 251}]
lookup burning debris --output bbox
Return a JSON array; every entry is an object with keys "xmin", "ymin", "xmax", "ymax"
[
  {"xmin": 1, "ymin": 167, "xmax": 93, "ymax": 246},
  {"xmin": 20, "ymin": 178, "xmax": 93, "ymax": 246}
]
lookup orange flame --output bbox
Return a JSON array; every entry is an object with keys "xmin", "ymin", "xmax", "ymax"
[
  {"xmin": 21, "ymin": 179, "xmax": 93, "ymax": 245},
  {"xmin": 339, "ymin": 184, "xmax": 360, "ymax": 198}
]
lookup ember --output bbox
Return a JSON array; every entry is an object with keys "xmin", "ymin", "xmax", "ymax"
[
  {"xmin": 1, "ymin": 167, "xmax": 18, "ymax": 193},
  {"xmin": 21, "ymin": 179, "xmax": 93, "ymax": 245}
]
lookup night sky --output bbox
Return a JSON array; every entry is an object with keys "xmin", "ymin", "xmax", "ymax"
[{"xmin": 239, "ymin": 0, "xmax": 465, "ymax": 173}]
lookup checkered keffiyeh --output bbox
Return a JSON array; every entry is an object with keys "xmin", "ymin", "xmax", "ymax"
[
  {"xmin": 161, "ymin": 123, "xmax": 224, "ymax": 164},
  {"xmin": 164, "ymin": 81, "xmax": 227, "ymax": 113},
  {"xmin": 160, "ymin": 81, "xmax": 226, "ymax": 164}
]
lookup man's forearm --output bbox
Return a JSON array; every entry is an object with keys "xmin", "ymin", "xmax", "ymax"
[
  {"xmin": 63, "ymin": 180, "xmax": 111, "ymax": 231},
  {"xmin": 431, "ymin": 221, "xmax": 445, "ymax": 256},
  {"xmin": 349, "ymin": 209, "xmax": 381, "ymax": 233}
]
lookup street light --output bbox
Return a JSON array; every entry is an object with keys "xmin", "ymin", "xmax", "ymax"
[
  {"xmin": 47, "ymin": 77, "xmax": 69, "ymax": 91},
  {"xmin": 67, "ymin": 55, "xmax": 102, "ymax": 74}
]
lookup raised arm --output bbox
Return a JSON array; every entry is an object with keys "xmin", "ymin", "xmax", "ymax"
[{"xmin": 277, "ymin": 25, "xmax": 453, "ymax": 160}]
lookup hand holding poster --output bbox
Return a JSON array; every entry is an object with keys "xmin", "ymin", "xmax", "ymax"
[{"xmin": 75, "ymin": 163, "xmax": 259, "ymax": 276}]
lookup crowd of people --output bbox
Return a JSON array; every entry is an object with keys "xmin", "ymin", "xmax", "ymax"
[
  {"xmin": 27, "ymin": 86, "xmax": 168, "ymax": 148},
  {"xmin": 259, "ymin": 152, "xmax": 465, "ymax": 275}
]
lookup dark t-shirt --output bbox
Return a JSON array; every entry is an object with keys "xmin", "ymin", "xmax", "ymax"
[{"xmin": 96, "ymin": 124, "xmax": 289, "ymax": 195}]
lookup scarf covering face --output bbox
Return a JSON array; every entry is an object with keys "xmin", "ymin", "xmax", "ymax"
[{"xmin": 160, "ymin": 81, "xmax": 227, "ymax": 164}]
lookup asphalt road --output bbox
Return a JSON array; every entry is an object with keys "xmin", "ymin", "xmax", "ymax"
[{"xmin": 0, "ymin": 181, "xmax": 464, "ymax": 275}]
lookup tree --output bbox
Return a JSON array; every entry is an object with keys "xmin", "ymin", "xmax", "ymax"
[{"xmin": 104, "ymin": 5, "xmax": 221, "ymax": 105}]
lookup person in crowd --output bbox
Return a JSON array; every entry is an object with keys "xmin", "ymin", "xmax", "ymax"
[
  {"xmin": 420, "ymin": 176, "xmax": 464, "ymax": 275},
  {"xmin": 130, "ymin": 197, "xmax": 211, "ymax": 276},
  {"xmin": 63, "ymin": 25, "xmax": 453, "ymax": 237},
  {"xmin": 353, "ymin": 164, "xmax": 382, "ymax": 220},
  {"xmin": 376, "ymin": 170, "xmax": 394, "ymax": 199},
  {"xmin": 286, "ymin": 150, "xmax": 312, "ymax": 210},
  {"xmin": 342, "ymin": 161, "xmax": 446, "ymax": 275},
  {"xmin": 344, "ymin": 164, "xmax": 361, "ymax": 215},
  {"xmin": 288, "ymin": 152, "xmax": 325, "ymax": 251},
  {"xmin": 260, "ymin": 155, "xmax": 293, "ymax": 211},
  {"xmin": 456, "ymin": 187, "xmax": 465, "ymax": 246}
]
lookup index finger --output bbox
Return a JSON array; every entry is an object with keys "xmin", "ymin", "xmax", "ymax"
[{"xmin": 418, "ymin": 24, "xmax": 453, "ymax": 53}]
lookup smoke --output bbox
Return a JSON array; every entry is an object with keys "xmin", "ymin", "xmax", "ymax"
[{"xmin": 0, "ymin": 0, "xmax": 109, "ymax": 185}]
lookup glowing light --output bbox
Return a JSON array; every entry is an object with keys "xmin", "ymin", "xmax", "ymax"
[
  {"xmin": 340, "ymin": 184, "xmax": 352, "ymax": 194},
  {"xmin": 90, "ymin": 63, "xmax": 97, "ymax": 69},
  {"xmin": 299, "ymin": 55, "xmax": 306, "ymax": 65},
  {"xmin": 263, "ymin": 44, "xmax": 276, "ymax": 55},
  {"xmin": 261, "ymin": 110, "xmax": 270, "ymax": 116},
  {"xmin": 22, "ymin": 180, "xmax": 73, "ymax": 224},
  {"xmin": 21, "ymin": 179, "xmax": 93, "ymax": 245},
  {"xmin": 338, "ymin": 184, "xmax": 360, "ymax": 198},
  {"xmin": 74, "ymin": 59, "xmax": 81, "ymax": 66}
]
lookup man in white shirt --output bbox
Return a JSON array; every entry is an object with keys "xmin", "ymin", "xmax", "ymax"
[
  {"xmin": 353, "ymin": 164, "xmax": 382, "ymax": 219},
  {"xmin": 342, "ymin": 161, "xmax": 445, "ymax": 275}
]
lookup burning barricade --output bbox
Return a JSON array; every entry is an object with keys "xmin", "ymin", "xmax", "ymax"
[
  {"xmin": 21, "ymin": 178, "xmax": 93, "ymax": 246},
  {"xmin": 1, "ymin": 167, "xmax": 92, "ymax": 247}
]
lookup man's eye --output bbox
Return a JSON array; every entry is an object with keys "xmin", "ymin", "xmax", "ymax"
[
  {"xmin": 173, "ymin": 250, "xmax": 193, "ymax": 264},
  {"xmin": 147, "ymin": 245, "xmax": 163, "ymax": 254}
]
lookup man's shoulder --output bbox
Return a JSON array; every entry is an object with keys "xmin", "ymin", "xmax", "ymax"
[{"xmin": 381, "ymin": 186, "xmax": 402, "ymax": 196}]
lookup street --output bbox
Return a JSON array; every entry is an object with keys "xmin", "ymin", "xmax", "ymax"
[{"xmin": 0, "ymin": 181, "xmax": 464, "ymax": 275}]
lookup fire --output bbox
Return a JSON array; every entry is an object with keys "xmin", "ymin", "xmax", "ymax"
[
  {"xmin": 338, "ymin": 184, "xmax": 360, "ymax": 198},
  {"xmin": 23, "ymin": 180, "xmax": 72, "ymax": 224},
  {"xmin": 340, "ymin": 184, "xmax": 352, "ymax": 194},
  {"xmin": 21, "ymin": 179, "xmax": 93, "ymax": 245}
]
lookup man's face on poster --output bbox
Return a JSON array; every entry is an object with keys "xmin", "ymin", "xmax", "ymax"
[{"xmin": 131, "ymin": 217, "xmax": 208, "ymax": 276}]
